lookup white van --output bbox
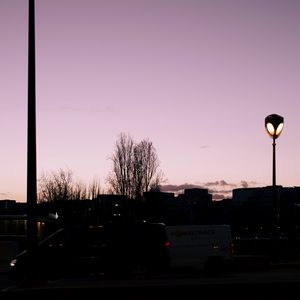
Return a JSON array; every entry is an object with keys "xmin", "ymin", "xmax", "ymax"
[{"xmin": 165, "ymin": 224, "xmax": 233, "ymax": 274}]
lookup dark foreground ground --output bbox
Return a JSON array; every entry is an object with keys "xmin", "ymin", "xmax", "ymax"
[{"xmin": 1, "ymin": 257, "xmax": 300, "ymax": 300}]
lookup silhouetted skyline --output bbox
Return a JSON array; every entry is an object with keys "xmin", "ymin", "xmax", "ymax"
[{"xmin": 1, "ymin": 0, "xmax": 300, "ymax": 202}]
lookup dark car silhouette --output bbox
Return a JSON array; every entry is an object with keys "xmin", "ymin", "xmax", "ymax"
[{"xmin": 9, "ymin": 222, "xmax": 171, "ymax": 284}]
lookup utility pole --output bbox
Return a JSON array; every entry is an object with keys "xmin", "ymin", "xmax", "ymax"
[{"xmin": 27, "ymin": 0, "xmax": 37, "ymax": 251}]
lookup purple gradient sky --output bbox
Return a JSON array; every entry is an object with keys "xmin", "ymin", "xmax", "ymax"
[{"xmin": 1, "ymin": 0, "xmax": 300, "ymax": 202}]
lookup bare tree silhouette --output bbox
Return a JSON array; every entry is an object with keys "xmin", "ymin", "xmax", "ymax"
[
  {"xmin": 38, "ymin": 168, "xmax": 87, "ymax": 202},
  {"xmin": 88, "ymin": 177, "xmax": 102, "ymax": 199},
  {"xmin": 107, "ymin": 133, "xmax": 165, "ymax": 199}
]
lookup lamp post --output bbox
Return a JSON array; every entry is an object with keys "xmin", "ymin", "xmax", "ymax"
[{"xmin": 265, "ymin": 114, "xmax": 284, "ymax": 233}]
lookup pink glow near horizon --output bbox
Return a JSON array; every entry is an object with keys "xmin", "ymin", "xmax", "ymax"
[{"xmin": 1, "ymin": 0, "xmax": 300, "ymax": 202}]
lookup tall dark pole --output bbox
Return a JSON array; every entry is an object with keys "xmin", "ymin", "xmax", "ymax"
[
  {"xmin": 272, "ymin": 138, "xmax": 278, "ymax": 225},
  {"xmin": 27, "ymin": 0, "xmax": 37, "ymax": 251},
  {"xmin": 272, "ymin": 137, "xmax": 280, "ymax": 228},
  {"xmin": 272, "ymin": 137, "xmax": 276, "ymax": 188}
]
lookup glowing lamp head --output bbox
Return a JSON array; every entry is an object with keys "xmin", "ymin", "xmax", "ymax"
[{"xmin": 265, "ymin": 114, "xmax": 284, "ymax": 139}]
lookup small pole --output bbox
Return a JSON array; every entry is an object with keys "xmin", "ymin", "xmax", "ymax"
[
  {"xmin": 272, "ymin": 137, "xmax": 280, "ymax": 228},
  {"xmin": 271, "ymin": 136, "xmax": 280, "ymax": 259},
  {"xmin": 272, "ymin": 137, "xmax": 276, "ymax": 188}
]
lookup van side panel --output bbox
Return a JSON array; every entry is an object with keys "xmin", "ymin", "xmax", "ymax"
[{"xmin": 166, "ymin": 225, "xmax": 232, "ymax": 269}]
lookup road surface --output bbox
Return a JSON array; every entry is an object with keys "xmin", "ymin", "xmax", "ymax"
[{"xmin": 1, "ymin": 261, "xmax": 300, "ymax": 299}]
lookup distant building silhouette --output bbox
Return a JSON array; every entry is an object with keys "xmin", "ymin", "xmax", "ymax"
[
  {"xmin": 2, "ymin": 185, "xmax": 300, "ymax": 240},
  {"xmin": 0, "ymin": 200, "xmax": 26, "ymax": 215},
  {"xmin": 230, "ymin": 186, "xmax": 300, "ymax": 236},
  {"xmin": 141, "ymin": 188, "xmax": 214, "ymax": 225},
  {"xmin": 92, "ymin": 194, "xmax": 131, "ymax": 224}
]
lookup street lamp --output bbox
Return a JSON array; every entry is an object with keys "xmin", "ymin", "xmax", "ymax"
[
  {"xmin": 265, "ymin": 114, "xmax": 284, "ymax": 187},
  {"xmin": 265, "ymin": 114, "xmax": 284, "ymax": 234}
]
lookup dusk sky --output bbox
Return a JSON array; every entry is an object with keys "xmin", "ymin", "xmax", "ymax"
[{"xmin": 1, "ymin": 0, "xmax": 300, "ymax": 202}]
